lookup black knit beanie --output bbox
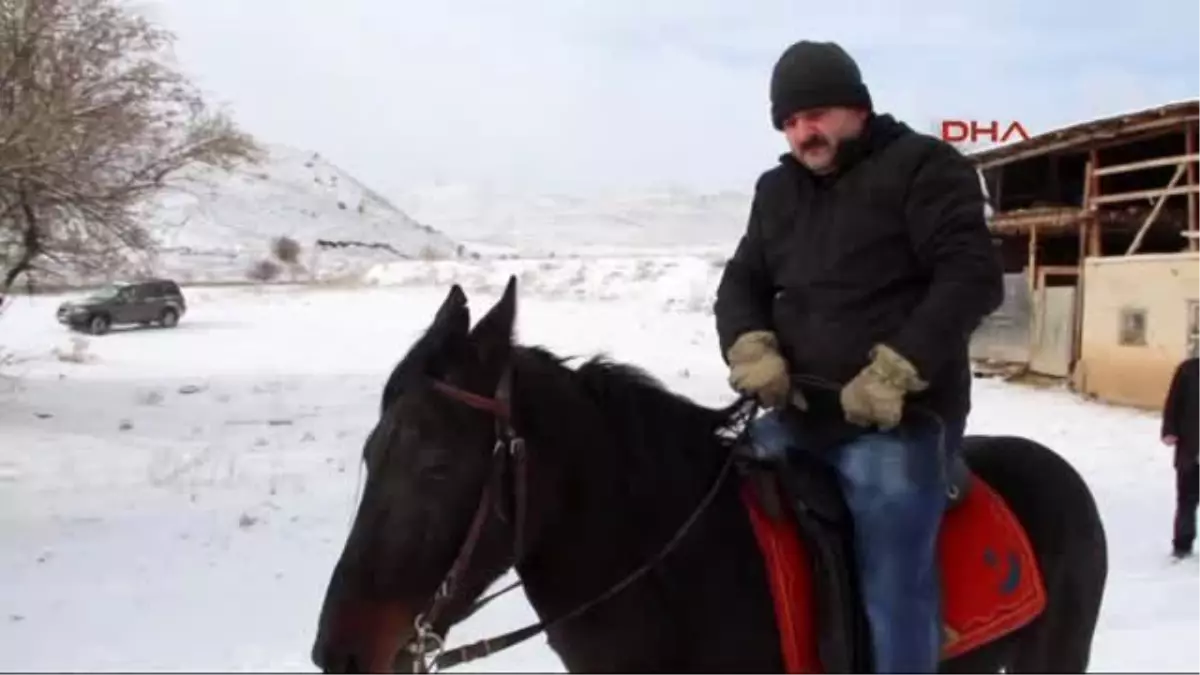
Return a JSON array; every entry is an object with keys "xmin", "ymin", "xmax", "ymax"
[{"xmin": 770, "ymin": 40, "xmax": 873, "ymax": 130}]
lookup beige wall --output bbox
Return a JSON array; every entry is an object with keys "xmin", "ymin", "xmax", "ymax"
[{"xmin": 1076, "ymin": 252, "xmax": 1199, "ymax": 410}]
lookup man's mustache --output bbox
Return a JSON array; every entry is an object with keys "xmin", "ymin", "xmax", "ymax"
[{"xmin": 800, "ymin": 136, "xmax": 831, "ymax": 152}]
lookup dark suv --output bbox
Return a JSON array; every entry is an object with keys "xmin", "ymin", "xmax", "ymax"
[{"xmin": 56, "ymin": 279, "xmax": 187, "ymax": 335}]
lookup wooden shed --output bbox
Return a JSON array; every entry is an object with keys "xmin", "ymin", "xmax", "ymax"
[{"xmin": 966, "ymin": 99, "xmax": 1199, "ymax": 408}]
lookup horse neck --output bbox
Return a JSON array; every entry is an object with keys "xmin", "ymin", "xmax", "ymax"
[
  {"xmin": 508, "ymin": 352, "xmax": 736, "ymax": 632},
  {"xmin": 511, "ymin": 349, "xmax": 730, "ymax": 527}
]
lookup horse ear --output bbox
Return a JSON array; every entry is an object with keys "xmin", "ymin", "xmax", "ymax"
[
  {"xmin": 431, "ymin": 283, "xmax": 470, "ymax": 340},
  {"xmin": 378, "ymin": 284, "xmax": 470, "ymax": 411},
  {"xmin": 469, "ymin": 275, "xmax": 517, "ymax": 367}
]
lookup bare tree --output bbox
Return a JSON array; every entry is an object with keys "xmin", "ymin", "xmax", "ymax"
[
  {"xmin": 271, "ymin": 235, "xmax": 301, "ymax": 265},
  {"xmin": 0, "ymin": 0, "xmax": 262, "ymax": 296},
  {"xmin": 246, "ymin": 258, "xmax": 281, "ymax": 283}
]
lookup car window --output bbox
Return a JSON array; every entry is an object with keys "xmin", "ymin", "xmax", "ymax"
[{"xmin": 86, "ymin": 286, "xmax": 121, "ymax": 302}]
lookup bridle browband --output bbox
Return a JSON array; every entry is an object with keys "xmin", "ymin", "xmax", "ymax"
[{"xmin": 399, "ymin": 365, "xmax": 757, "ymax": 673}]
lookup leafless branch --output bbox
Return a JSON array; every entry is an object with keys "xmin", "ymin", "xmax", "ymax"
[{"xmin": 0, "ymin": 0, "xmax": 262, "ymax": 295}]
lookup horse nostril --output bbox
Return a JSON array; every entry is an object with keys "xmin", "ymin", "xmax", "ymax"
[{"xmin": 314, "ymin": 600, "xmax": 412, "ymax": 673}]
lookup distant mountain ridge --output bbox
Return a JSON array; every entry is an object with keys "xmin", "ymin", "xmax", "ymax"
[{"xmin": 391, "ymin": 181, "xmax": 753, "ymax": 257}]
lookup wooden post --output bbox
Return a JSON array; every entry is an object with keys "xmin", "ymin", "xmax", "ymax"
[
  {"xmin": 1078, "ymin": 216, "xmax": 1089, "ymax": 267},
  {"xmin": 1071, "ymin": 255, "xmax": 1087, "ymax": 384},
  {"xmin": 1082, "ymin": 155, "xmax": 1099, "ymax": 257},
  {"xmin": 1072, "ymin": 150, "xmax": 1101, "ymax": 381},
  {"xmin": 1087, "ymin": 150, "xmax": 1101, "ymax": 255},
  {"xmin": 1087, "ymin": 150, "xmax": 1100, "ymax": 212},
  {"xmin": 1188, "ymin": 123, "xmax": 1197, "ymax": 252},
  {"xmin": 1028, "ymin": 225, "xmax": 1039, "ymax": 294}
]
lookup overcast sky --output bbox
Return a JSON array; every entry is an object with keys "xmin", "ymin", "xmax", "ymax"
[{"xmin": 145, "ymin": 0, "xmax": 1198, "ymax": 197}]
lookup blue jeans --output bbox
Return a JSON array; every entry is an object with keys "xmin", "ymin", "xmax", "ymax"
[{"xmin": 748, "ymin": 410, "xmax": 964, "ymax": 673}]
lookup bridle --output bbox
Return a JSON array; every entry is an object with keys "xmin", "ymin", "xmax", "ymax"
[
  {"xmin": 400, "ymin": 365, "xmax": 757, "ymax": 673},
  {"xmin": 402, "ymin": 365, "xmax": 527, "ymax": 672}
]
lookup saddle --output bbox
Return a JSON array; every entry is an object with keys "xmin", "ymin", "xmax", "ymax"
[{"xmin": 735, "ymin": 442, "xmax": 975, "ymax": 673}]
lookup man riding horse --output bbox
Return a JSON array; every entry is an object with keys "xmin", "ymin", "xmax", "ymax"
[{"xmin": 714, "ymin": 40, "xmax": 1005, "ymax": 673}]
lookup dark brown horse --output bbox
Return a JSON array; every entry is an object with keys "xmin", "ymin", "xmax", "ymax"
[{"xmin": 311, "ymin": 277, "xmax": 1108, "ymax": 673}]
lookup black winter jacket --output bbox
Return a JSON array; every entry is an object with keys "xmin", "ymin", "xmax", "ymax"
[
  {"xmin": 714, "ymin": 113, "xmax": 1004, "ymax": 441},
  {"xmin": 1162, "ymin": 356, "xmax": 1199, "ymax": 469}
]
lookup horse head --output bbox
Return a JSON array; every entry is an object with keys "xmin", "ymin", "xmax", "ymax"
[{"xmin": 312, "ymin": 277, "xmax": 528, "ymax": 673}]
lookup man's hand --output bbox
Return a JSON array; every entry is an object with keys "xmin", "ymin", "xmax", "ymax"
[
  {"xmin": 1163, "ymin": 435, "xmax": 1179, "ymax": 447},
  {"xmin": 840, "ymin": 344, "xmax": 929, "ymax": 430},
  {"xmin": 726, "ymin": 330, "xmax": 792, "ymax": 409}
]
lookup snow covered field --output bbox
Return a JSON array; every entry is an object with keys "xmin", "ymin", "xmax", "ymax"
[{"xmin": 0, "ymin": 266, "xmax": 1196, "ymax": 672}]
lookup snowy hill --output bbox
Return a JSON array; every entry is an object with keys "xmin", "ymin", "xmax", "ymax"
[
  {"xmin": 141, "ymin": 145, "xmax": 467, "ymax": 284},
  {"xmin": 30, "ymin": 144, "xmax": 467, "ymax": 288},
  {"xmin": 391, "ymin": 182, "xmax": 753, "ymax": 258}
]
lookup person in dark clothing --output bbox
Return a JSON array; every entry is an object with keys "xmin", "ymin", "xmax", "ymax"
[
  {"xmin": 714, "ymin": 40, "xmax": 1004, "ymax": 672},
  {"xmin": 1161, "ymin": 355, "xmax": 1198, "ymax": 559}
]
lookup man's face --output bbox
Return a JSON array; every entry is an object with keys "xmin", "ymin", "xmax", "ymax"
[{"xmin": 781, "ymin": 106, "xmax": 868, "ymax": 174}]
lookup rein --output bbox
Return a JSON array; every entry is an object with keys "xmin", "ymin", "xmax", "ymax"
[{"xmin": 404, "ymin": 369, "xmax": 757, "ymax": 673}]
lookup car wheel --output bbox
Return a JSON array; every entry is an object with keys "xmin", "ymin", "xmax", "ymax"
[
  {"xmin": 160, "ymin": 308, "xmax": 179, "ymax": 328},
  {"xmin": 89, "ymin": 314, "xmax": 111, "ymax": 335}
]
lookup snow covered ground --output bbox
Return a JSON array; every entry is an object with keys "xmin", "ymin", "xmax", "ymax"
[
  {"xmin": 363, "ymin": 255, "xmax": 729, "ymax": 315},
  {"xmin": 0, "ymin": 263, "xmax": 1196, "ymax": 672}
]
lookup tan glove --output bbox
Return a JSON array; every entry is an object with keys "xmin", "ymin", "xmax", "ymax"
[
  {"xmin": 840, "ymin": 344, "xmax": 928, "ymax": 430},
  {"xmin": 726, "ymin": 330, "xmax": 793, "ymax": 409}
]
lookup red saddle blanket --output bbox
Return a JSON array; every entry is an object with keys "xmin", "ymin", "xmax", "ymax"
[{"xmin": 741, "ymin": 473, "xmax": 1046, "ymax": 673}]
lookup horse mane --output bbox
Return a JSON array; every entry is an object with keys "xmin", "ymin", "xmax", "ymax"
[
  {"xmin": 516, "ymin": 345, "xmax": 735, "ymax": 445},
  {"xmin": 511, "ymin": 345, "xmax": 741, "ymax": 521},
  {"xmin": 382, "ymin": 329, "xmax": 743, "ymax": 498}
]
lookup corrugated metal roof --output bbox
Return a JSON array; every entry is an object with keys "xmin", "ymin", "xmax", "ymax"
[{"xmin": 967, "ymin": 99, "xmax": 1199, "ymax": 169}]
